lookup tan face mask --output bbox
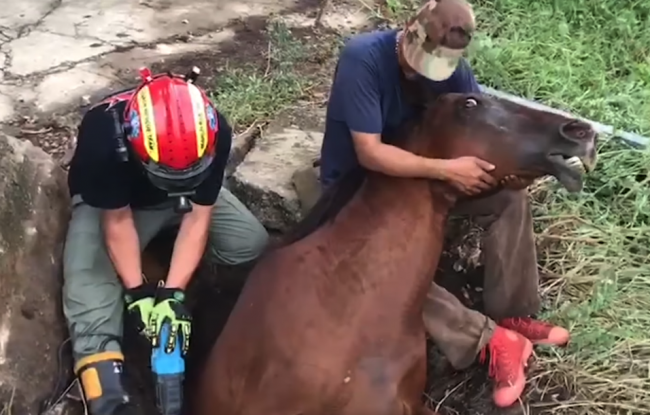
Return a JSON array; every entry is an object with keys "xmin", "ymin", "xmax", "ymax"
[{"xmin": 404, "ymin": 43, "xmax": 464, "ymax": 82}]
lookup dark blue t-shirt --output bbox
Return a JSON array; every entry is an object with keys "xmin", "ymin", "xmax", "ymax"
[{"xmin": 319, "ymin": 29, "xmax": 481, "ymax": 188}]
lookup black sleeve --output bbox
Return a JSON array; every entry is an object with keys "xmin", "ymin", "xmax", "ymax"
[
  {"xmin": 73, "ymin": 106, "xmax": 132, "ymax": 209},
  {"xmin": 191, "ymin": 111, "xmax": 233, "ymax": 206}
]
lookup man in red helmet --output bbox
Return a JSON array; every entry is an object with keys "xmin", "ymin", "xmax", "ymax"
[{"xmin": 63, "ymin": 68, "xmax": 269, "ymax": 415}]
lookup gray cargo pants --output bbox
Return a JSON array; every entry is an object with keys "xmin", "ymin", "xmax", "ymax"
[{"xmin": 62, "ymin": 188, "xmax": 269, "ymax": 363}]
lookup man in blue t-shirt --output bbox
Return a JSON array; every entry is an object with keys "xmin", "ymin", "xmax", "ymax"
[{"xmin": 314, "ymin": 0, "xmax": 570, "ymax": 408}]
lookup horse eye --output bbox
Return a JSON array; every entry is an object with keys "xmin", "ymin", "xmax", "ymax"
[{"xmin": 464, "ymin": 98, "xmax": 478, "ymax": 108}]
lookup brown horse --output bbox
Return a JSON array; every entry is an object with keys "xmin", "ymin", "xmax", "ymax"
[{"xmin": 193, "ymin": 93, "xmax": 597, "ymax": 415}]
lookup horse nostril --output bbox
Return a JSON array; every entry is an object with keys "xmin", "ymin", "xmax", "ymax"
[{"xmin": 559, "ymin": 120, "xmax": 595, "ymax": 141}]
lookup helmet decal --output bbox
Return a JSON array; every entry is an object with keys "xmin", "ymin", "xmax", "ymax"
[
  {"xmin": 128, "ymin": 109, "xmax": 140, "ymax": 139},
  {"xmin": 136, "ymin": 85, "xmax": 159, "ymax": 162},
  {"xmin": 206, "ymin": 104, "xmax": 217, "ymax": 131},
  {"xmin": 187, "ymin": 83, "xmax": 209, "ymax": 158}
]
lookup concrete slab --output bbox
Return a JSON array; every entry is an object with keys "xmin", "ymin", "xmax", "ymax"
[
  {"xmin": 34, "ymin": 28, "xmax": 237, "ymax": 113},
  {"xmin": 229, "ymin": 128, "xmax": 324, "ymax": 232},
  {"xmin": 35, "ymin": 63, "xmax": 115, "ymax": 112},
  {"xmin": 8, "ymin": 31, "xmax": 114, "ymax": 76},
  {"xmin": 0, "ymin": 0, "xmax": 59, "ymax": 30},
  {"xmin": 0, "ymin": 0, "xmax": 308, "ymax": 122},
  {"xmin": 0, "ymin": 84, "xmax": 38, "ymax": 108}
]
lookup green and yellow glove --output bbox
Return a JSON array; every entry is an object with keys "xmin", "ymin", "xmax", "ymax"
[
  {"xmin": 149, "ymin": 287, "xmax": 192, "ymax": 355},
  {"xmin": 123, "ymin": 284, "xmax": 156, "ymax": 338}
]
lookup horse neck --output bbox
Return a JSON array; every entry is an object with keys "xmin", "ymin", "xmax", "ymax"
[
  {"xmin": 358, "ymin": 173, "xmax": 456, "ymax": 253},
  {"xmin": 323, "ymin": 173, "xmax": 455, "ymax": 316}
]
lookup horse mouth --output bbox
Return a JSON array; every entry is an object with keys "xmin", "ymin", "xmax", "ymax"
[{"xmin": 548, "ymin": 153, "xmax": 596, "ymax": 192}]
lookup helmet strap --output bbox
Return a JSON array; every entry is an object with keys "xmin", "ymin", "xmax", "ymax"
[
  {"xmin": 168, "ymin": 190, "xmax": 196, "ymax": 214},
  {"xmin": 174, "ymin": 196, "xmax": 193, "ymax": 214},
  {"xmin": 109, "ymin": 107, "xmax": 130, "ymax": 163}
]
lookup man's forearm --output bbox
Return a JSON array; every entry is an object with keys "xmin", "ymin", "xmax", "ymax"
[
  {"xmin": 103, "ymin": 209, "xmax": 143, "ymax": 289},
  {"xmin": 358, "ymin": 142, "xmax": 448, "ymax": 180},
  {"xmin": 165, "ymin": 207, "xmax": 211, "ymax": 289}
]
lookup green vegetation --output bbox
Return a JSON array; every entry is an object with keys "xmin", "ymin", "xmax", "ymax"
[
  {"xmin": 530, "ymin": 137, "xmax": 650, "ymax": 414},
  {"xmin": 472, "ymin": 2, "xmax": 650, "ymax": 413},
  {"xmin": 210, "ymin": 2, "xmax": 650, "ymax": 413},
  {"xmin": 209, "ymin": 21, "xmax": 341, "ymax": 132},
  {"xmin": 209, "ymin": 21, "xmax": 311, "ymax": 132},
  {"xmin": 375, "ymin": 0, "xmax": 650, "ymax": 413},
  {"xmin": 469, "ymin": 0, "xmax": 650, "ymax": 137}
]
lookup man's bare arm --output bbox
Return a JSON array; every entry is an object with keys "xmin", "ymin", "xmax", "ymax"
[
  {"xmin": 165, "ymin": 203, "xmax": 212, "ymax": 290},
  {"xmin": 352, "ymin": 131, "xmax": 448, "ymax": 179},
  {"xmin": 352, "ymin": 131, "xmax": 496, "ymax": 194},
  {"xmin": 102, "ymin": 207, "xmax": 143, "ymax": 289}
]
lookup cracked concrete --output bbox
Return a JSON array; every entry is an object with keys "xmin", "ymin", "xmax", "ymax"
[{"xmin": 0, "ymin": 0, "xmax": 333, "ymax": 123}]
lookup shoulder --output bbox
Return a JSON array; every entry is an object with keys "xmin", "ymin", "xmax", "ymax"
[
  {"xmin": 339, "ymin": 30, "xmax": 397, "ymax": 69},
  {"xmin": 209, "ymin": 110, "xmax": 233, "ymax": 173},
  {"xmin": 70, "ymin": 98, "xmax": 134, "ymax": 177},
  {"xmin": 191, "ymin": 110, "xmax": 232, "ymax": 205},
  {"xmin": 76, "ymin": 101, "xmax": 126, "ymax": 157}
]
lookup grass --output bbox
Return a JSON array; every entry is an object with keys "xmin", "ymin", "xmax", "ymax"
[
  {"xmin": 529, "ymin": 138, "xmax": 650, "ymax": 414},
  {"xmin": 0, "ymin": 386, "xmax": 15, "ymax": 415},
  {"xmin": 209, "ymin": 20, "xmax": 340, "ymax": 133},
  {"xmin": 468, "ymin": 0, "xmax": 650, "ymax": 137},
  {"xmin": 370, "ymin": 0, "xmax": 650, "ymax": 414},
  {"xmin": 376, "ymin": 0, "xmax": 650, "ymax": 137},
  {"xmin": 209, "ymin": 21, "xmax": 311, "ymax": 132}
]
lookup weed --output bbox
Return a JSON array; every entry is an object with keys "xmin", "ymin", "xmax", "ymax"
[{"xmin": 209, "ymin": 21, "xmax": 329, "ymax": 132}]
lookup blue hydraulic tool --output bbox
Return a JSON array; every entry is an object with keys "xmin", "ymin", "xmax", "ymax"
[{"xmin": 151, "ymin": 322, "xmax": 185, "ymax": 415}]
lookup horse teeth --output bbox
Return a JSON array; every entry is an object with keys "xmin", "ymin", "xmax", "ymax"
[{"xmin": 566, "ymin": 156, "xmax": 585, "ymax": 172}]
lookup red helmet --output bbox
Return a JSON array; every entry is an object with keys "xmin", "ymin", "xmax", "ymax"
[{"xmin": 124, "ymin": 67, "xmax": 219, "ymax": 194}]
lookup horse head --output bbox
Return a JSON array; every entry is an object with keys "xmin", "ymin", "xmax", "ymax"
[{"xmin": 410, "ymin": 93, "xmax": 598, "ymax": 194}]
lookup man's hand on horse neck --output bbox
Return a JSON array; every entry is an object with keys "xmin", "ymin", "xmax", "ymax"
[
  {"xmin": 437, "ymin": 157, "xmax": 498, "ymax": 195},
  {"xmin": 352, "ymin": 131, "xmax": 497, "ymax": 195},
  {"xmin": 165, "ymin": 203, "xmax": 212, "ymax": 289}
]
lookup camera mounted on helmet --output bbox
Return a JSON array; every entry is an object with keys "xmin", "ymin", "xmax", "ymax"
[{"xmin": 109, "ymin": 66, "xmax": 220, "ymax": 214}]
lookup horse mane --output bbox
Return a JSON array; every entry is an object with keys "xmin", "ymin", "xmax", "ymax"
[{"xmin": 281, "ymin": 164, "xmax": 368, "ymax": 246}]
